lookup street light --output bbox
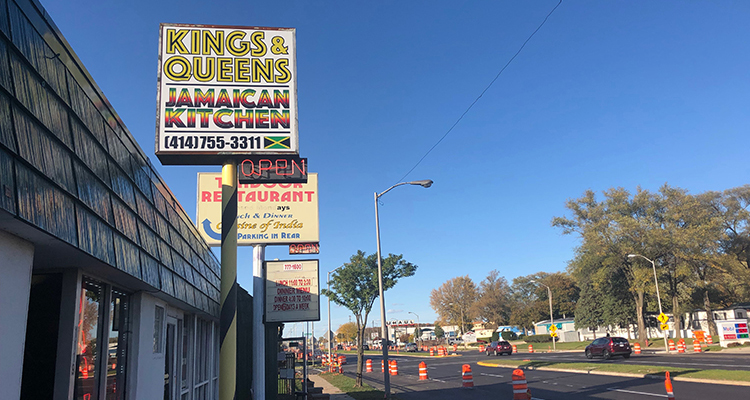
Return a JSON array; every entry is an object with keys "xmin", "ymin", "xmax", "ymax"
[
  {"xmin": 375, "ymin": 179, "xmax": 432, "ymax": 398},
  {"xmin": 530, "ymin": 280, "xmax": 555, "ymax": 351},
  {"xmin": 628, "ymin": 254, "xmax": 670, "ymax": 353},
  {"xmin": 408, "ymin": 311, "xmax": 420, "ymax": 344},
  {"xmin": 327, "ymin": 266, "xmax": 343, "ymax": 365}
]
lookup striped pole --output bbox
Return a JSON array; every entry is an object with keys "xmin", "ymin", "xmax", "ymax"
[{"xmin": 220, "ymin": 162, "xmax": 238, "ymax": 400}]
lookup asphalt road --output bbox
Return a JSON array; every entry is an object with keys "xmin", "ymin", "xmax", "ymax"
[
  {"xmin": 469, "ymin": 348, "xmax": 750, "ymax": 371},
  {"xmin": 329, "ymin": 351, "xmax": 750, "ymax": 400}
]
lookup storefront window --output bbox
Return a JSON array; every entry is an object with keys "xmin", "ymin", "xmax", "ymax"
[
  {"xmin": 106, "ymin": 290, "xmax": 129, "ymax": 400},
  {"xmin": 74, "ymin": 278, "xmax": 130, "ymax": 400},
  {"xmin": 75, "ymin": 279, "xmax": 103, "ymax": 400}
]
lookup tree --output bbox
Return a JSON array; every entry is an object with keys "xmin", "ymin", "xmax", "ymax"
[
  {"xmin": 473, "ymin": 270, "xmax": 512, "ymax": 326},
  {"xmin": 337, "ymin": 322, "xmax": 358, "ymax": 343},
  {"xmin": 429, "ymin": 276, "xmax": 478, "ymax": 334},
  {"xmin": 434, "ymin": 324, "xmax": 444, "ymax": 339},
  {"xmin": 321, "ymin": 250, "xmax": 417, "ymax": 386}
]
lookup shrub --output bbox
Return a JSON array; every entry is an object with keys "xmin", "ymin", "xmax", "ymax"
[
  {"xmin": 517, "ymin": 334, "xmax": 525, "ymax": 341},
  {"xmin": 491, "ymin": 332, "xmax": 500, "ymax": 342},
  {"xmin": 523, "ymin": 334, "xmax": 553, "ymax": 343},
  {"xmin": 501, "ymin": 331, "xmax": 518, "ymax": 341}
]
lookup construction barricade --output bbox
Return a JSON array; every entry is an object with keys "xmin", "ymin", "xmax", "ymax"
[
  {"xmin": 366, "ymin": 359, "xmax": 372, "ymax": 373},
  {"xmin": 389, "ymin": 359, "xmax": 398, "ymax": 376},
  {"xmin": 633, "ymin": 342, "xmax": 641, "ymax": 354},
  {"xmin": 706, "ymin": 335, "xmax": 713, "ymax": 345},
  {"xmin": 419, "ymin": 362, "xmax": 428, "ymax": 380},
  {"xmin": 338, "ymin": 355, "xmax": 347, "ymax": 365},
  {"xmin": 430, "ymin": 347, "xmax": 435, "ymax": 356},
  {"xmin": 528, "ymin": 344, "xmax": 534, "ymax": 353},
  {"xmin": 512, "ymin": 344, "xmax": 517, "ymax": 354},
  {"xmin": 668, "ymin": 340, "xmax": 676, "ymax": 351},
  {"xmin": 461, "ymin": 364, "xmax": 473, "ymax": 388},
  {"xmin": 665, "ymin": 371, "xmax": 675, "ymax": 400},
  {"xmin": 512, "ymin": 369, "xmax": 531, "ymax": 399},
  {"xmin": 677, "ymin": 341, "xmax": 685, "ymax": 353},
  {"xmin": 693, "ymin": 340, "xmax": 701, "ymax": 353},
  {"xmin": 478, "ymin": 345, "xmax": 485, "ymax": 352},
  {"xmin": 381, "ymin": 359, "xmax": 385, "ymax": 372}
]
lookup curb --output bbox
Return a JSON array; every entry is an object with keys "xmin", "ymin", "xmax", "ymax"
[{"xmin": 475, "ymin": 362, "xmax": 750, "ymax": 387}]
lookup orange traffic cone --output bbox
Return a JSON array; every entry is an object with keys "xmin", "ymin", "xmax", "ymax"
[
  {"xmin": 461, "ymin": 364, "xmax": 474, "ymax": 388},
  {"xmin": 366, "ymin": 359, "xmax": 372, "ymax": 373},
  {"xmin": 381, "ymin": 359, "xmax": 384, "ymax": 372},
  {"xmin": 512, "ymin": 369, "xmax": 531, "ymax": 399},
  {"xmin": 419, "ymin": 362, "xmax": 428, "ymax": 380},
  {"xmin": 665, "ymin": 371, "xmax": 675, "ymax": 400}
]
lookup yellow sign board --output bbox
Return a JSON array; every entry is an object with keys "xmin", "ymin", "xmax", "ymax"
[
  {"xmin": 550, "ymin": 332, "xmax": 558, "ymax": 337},
  {"xmin": 657, "ymin": 313, "xmax": 669, "ymax": 324},
  {"xmin": 196, "ymin": 172, "xmax": 319, "ymax": 245},
  {"xmin": 660, "ymin": 323, "xmax": 669, "ymax": 331},
  {"xmin": 549, "ymin": 325, "xmax": 558, "ymax": 332}
]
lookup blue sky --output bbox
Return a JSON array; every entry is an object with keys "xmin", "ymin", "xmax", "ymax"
[{"xmin": 42, "ymin": 0, "xmax": 750, "ymax": 337}]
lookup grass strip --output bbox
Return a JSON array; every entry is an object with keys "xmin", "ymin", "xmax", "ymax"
[
  {"xmin": 317, "ymin": 372, "xmax": 398, "ymax": 400},
  {"xmin": 480, "ymin": 359, "xmax": 750, "ymax": 382}
]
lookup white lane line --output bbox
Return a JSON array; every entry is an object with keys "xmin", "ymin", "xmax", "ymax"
[
  {"xmin": 479, "ymin": 373, "xmax": 504, "ymax": 378},
  {"xmin": 606, "ymin": 388, "xmax": 668, "ymax": 397},
  {"xmin": 430, "ymin": 378, "xmax": 446, "ymax": 383}
]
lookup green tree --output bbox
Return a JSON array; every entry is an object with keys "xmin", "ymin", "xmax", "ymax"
[
  {"xmin": 321, "ymin": 250, "xmax": 417, "ymax": 386},
  {"xmin": 434, "ymin": 323, "xmax": 444, "ymax": 339},
  {"xmin": 473, "ymin": 270, "xmax": 512, "ymax": 326}
]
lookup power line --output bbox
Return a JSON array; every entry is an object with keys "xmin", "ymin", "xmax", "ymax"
[{"xmin": 395, "ymin": 0, "xmax": 563, "ymax": 184}]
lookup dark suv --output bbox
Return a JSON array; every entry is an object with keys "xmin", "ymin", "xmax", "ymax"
[
  {"xmin": 485, "ymin": 340, "xmax": 512, "ymax": 356},
  {"xmin": 585, "ymin": 337, "xmax": 632, "ymax": 360}
]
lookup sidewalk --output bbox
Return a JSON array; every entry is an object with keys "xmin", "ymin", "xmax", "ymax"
[{"xmin": 307, "ymin": 373, "xmax": 356, "ymax": 400}]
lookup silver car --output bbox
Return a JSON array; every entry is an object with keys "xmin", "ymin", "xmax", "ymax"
[{"xmin": 405, "ymin": 343, "xmax": 418, "ymax": 352}]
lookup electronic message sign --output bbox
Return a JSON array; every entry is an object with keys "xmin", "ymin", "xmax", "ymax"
[
  {"xmin": 265, "ymin": 260, "xmax": 319, "ymax": 323},
  {"xmin": 196, "ymin": 172, "xmax": 318, "ymax": 245},
  {"xmin": 156, "ymin": 24, "xmax": 298, "ymax": 165}
]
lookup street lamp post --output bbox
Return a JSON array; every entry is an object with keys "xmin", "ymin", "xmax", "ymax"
[
  {"xmin": 530, "ymin": 280, "xmax": 555, "ymax": 351},
  {"xmin": 327, "ymin": 266, "xmax": 343, "ymax": 366},
  {"xmin": 628, "ymin": 254, "xmax": 670, "ymax": 353},
  {"xmin": 408, "ymin": 311, "xmax": 420, "ymax": 344},
  {"xmin": 375, "ymin": 179, "xmax": 432, "ymax": 398}
]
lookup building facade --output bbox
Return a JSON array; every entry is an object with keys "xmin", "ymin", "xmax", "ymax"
[{"xmin": 0, "ymin": 0, "xmax": 222, "ymax": 399}]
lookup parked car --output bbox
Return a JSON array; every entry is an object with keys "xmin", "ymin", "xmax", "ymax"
[
  {"xmin": 485, "ymin": 340, "xmax": 512, "ymax": 356},
  {"xmin": 447, "ymin": 338, "xmax": 463, "ymax": 345},
  {"xmin": 405, "ymin": 343, "xmax": 418, "ymax": 352},
  {"xmin": 585, "ymin": 337, "xmax": 632, "ymax": 360},
  {"xmin": 362, "ymin": 344, "xmax": 369, "ymax": 351}
]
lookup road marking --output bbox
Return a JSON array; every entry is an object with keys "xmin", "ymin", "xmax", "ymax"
[
  {"xmin": 479, "ymin": 373, "xmax": 504, "ymax": 378},
  {"xmin": 607, "ymin": 388, "xmax": 668, "ymax": 397},
  {"xmin": 430, "ymin": 378, "xmax": 446, "ymax": 383}
]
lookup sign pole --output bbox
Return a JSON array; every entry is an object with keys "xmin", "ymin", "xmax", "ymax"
[
  {"xmin": 219, "ymin": 162, "xmax": 238, "ymax": 400},
  {"xmin": 253, "ymin": 244, "xmax": 266, "ymax": 399}
]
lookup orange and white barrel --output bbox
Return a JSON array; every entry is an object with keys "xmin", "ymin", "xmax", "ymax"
[
  {"xmin": 419, "ymin": 362, "xmax": 428, "ymax": 380},
  {"xmin": 528, "ymin": 344, "xmax": 534, "ymax": 354},
  {"xmin": 381, "ymin": 359, "xmax": 385, "ymax": 372},
  {"xmin": 366, "ymin": 359, "xmax": 372, "ymax": 373},
  {"xmin": 461, "ymin": 364, "xmax": 474, "ymax": 388},
  {"xmin": 453, "ymin": 344, "xmax": 458, "ymax": 352},
  {"xmin": 430, "ymin": 347, "xmax": 434, "ymax": 356},
  {"xmin": 512, "ymin": 368, "xmax": 531, "ymax": 399},
  {"xmin": 438, "ymin": 347, "xmax": 445, "ymax": 356},
  {"xmin": 668, "ymin": 340, "xmax": 676, "ymax": 351},
  {"xmin": 512, "ymin": 344, "xmax": 517, "ymax": 354},
  {"xmin": 633, "ymin": 342, "xmax": 641, "ymax": 354},
  {"xmin": 390, "ymin": 359, "xmax": 398, "ymax": 376},
  {"xmin": 693, "ymin": 340, "xmax": 701, "ymax": 353},
  {"xmin": 479, "ymin": 345, "xmax": 485, "ymax": 352},
  {"xmin": 706, "ymin": 335, "xmax": 713, "ymax": 345}
]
